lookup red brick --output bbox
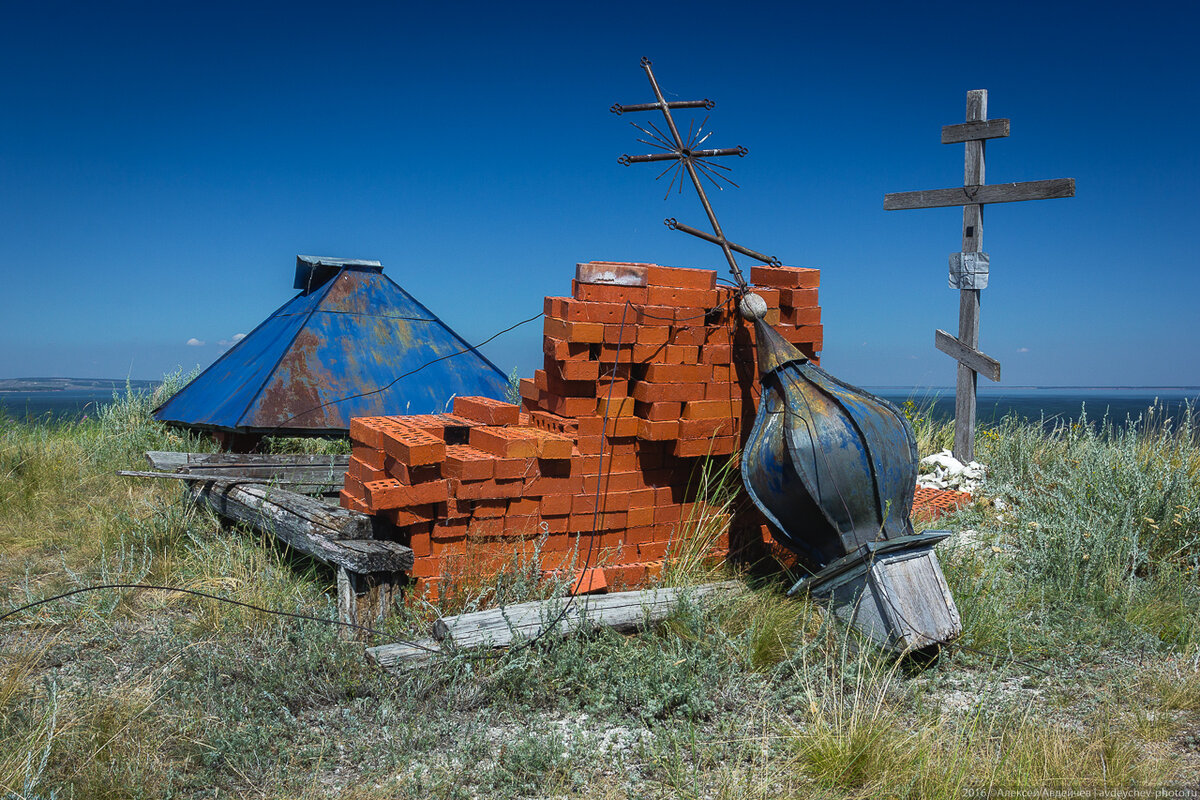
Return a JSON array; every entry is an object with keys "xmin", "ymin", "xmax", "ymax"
[
  {"xmin": 682, "ymin": 399, "xmax": 742, "ymax": 419},
  {"xmin": 348, "ymin": 417, "xmax": 388, "ymax": 450},
  {"xmin": 380, "ymin": 426, "xmax": 446, "ymax": 466},
  {"xmin": 579, "ymin": 301, "xmax": 636, "ymax": 325},
  {"xmin": 504, "ymin": 514, "xmax": 540, "ymax": 536},
  {"xmin": 627, "ymin": 487, "xmax": 657, "ymax": 508},
  {"xmin": 545, "ymin": 395, "xmax": 598, "ymax": 418},
  {"xmin": 704, "ymin": 327, "xmax": 732, "ymax": 346},
  {"xmin": 596, "ymin": 396, "xmax": 636, "ymax": 418},
  {"xmin": 645, "ymin": 264, "xmax": 716, "ymax": 290},
  {"xmin": 674, "ymin": 436, "xmax": 737, "ymax": 458},
  {"xmin": 667, "ymin": 326, "xmax": 707, "ymax": 347},
  {"xmin": 349, "ymin": 455, "xmax": 386, "ymax": 484},
  {"xmin": 576, "ymin": 261, "xmax": 651, "ymax": 285},
  {"xmin": 385, "ymin": 458, "xmax": 442, "ymax": 485},
  {"xmin": 554, "ymin": 358, "xmax": 600, "ymax": 382},
  {"xmin": 595, "ymin": 377, "xmax": 629, "ymax": 398},
  {"xmin": 751, "ymin": 265, "xmax": 820, "ymax": 289},
  {"xmin": 384, "ymin": 505, "xmax": 438, "ymax": 527},
  {"xmin": 453, "ymin": 477, "xmax": 525, "ymax": 500},
  {"xmin": 679, "ymin": 417, "xmax": 735, "ymax": 438},
  {"xmin": 572, "ymin": 280, "xmax": 649, "ymax": 305},
  {"xmin": 637, "ymin": 418, "xmax": 679, "ymax": 441},
  {"xmin": 544, "ymin": 296, "xmax": 587, "ymax": 321},
  {"xmin": 569, "ymin": 567, "xmax": 608, "ymax": 596},
  {"xmin": 637, "ymin": 304, "xmax": 682, "ymax": 324},
  {"xmin": 493, "ymin": 456, "xmax": 538, "ymax": 480},
  {"xmin": 646, "ymin": 285, "xmax": 718, "ymax": 308},
  {"xmin": 518, "ymin": 378, "xmax": 539, "ymax": 403},
  {"xmin": 634, "ymin": 400, "xmax": 682, "ymax": 421},
  {"xmin": 544, "ymin": 336, "xmax": 591, "ymax": 361},
  {"xmin": 631, "ymin": 382, "xmax": 705, "ymax": 403},
  {"xmin": 433, "ymin": 520, "xmax": 469, "ymax": 540},
  {"xmin": 663, "ymin": 345, "xmax": 700, "ymax": 364},
  {"xmin": 519, "ymin": 429, "xmax": 571, "ymax": 460},
  {"xmin": 575, "ymin": 435, "xmax": 603, "ymax": 454},
  {"xmin": 781, "ymin": 306, "xmax": 821, "ymax": 326},
  {"xmin": 626, "ymin": 506, "xmax": 656, "ymax": 528},
  {"xmin": 530, "ymin": 410, "xmax": 578, "ymax": 436},
  {"xmin": 364, "ymin": 478, "xmax": 450, "ymax": 509},
  {"xmin": 779, "ymin": 287, "xmax": 819, "ymax": 307},
  {"xmin": 351, "ymin": 444, "xmax": 385, "ymax": 471},
  {"xmin": 443, "ymin": 444, "xmax": 495, "ymax": 481},
  {"xmin": 605, "ymin": 416, "xmax": 639, "ymax": 437},
  {"xmin": 540, "ymin": 493, "xmax": 573, "ymax": 516},
  {"xmin": 409, "ymin": 530, "xmax": 432, "ymax": 558},
  {"xmin": 603, "ymin": 322, "xmax": 666, "ymax": 345},
  {"xmin": 452, "ymin": 396, "xmax": 521, "ymax": 427},
  {"xmin": 467, "ymin": 516, "xmax": 505, "ymax": 537},
  {"xmin": 642, "ymin": 363, "xmax": 707, "ymax": 383},
  {"xmin": 471, "ymin": 498, "xmax": 508, "ymax": 518},
  {"xmin": 469, "ymin": 426, "xmax": 539, "ymax": 459},
  {"xmin": 543, "ymin": 316, "xmax": 603, "ymax": 344},
  {"xmin": 339, "ymin": 489, "xmax": 370, "ymax": 514},
  {"xmin": 542, "ymin": 515, "xmax": 571, "ymax": 534}
]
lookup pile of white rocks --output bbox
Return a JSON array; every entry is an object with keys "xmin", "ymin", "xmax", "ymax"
[{"xmin": 917, "ymin": 449, "xmax": 987, "ymax": 493}]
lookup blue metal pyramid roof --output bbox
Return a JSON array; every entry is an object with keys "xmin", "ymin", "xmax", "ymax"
[{"xmin": 154, "ymin": 258, "xmax": 511, "ymax": 435}]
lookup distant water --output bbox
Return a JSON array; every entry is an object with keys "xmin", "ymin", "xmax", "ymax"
[
  {"xmin": 2, "ymin": 383, "xmax": 1198, "ymax": 429},
  {"xmin": 0, "ymin": 385, "xmax": 160, "ymax": 422},
  {"xmin": 868, "ymin": 386, "xmax": 1200, "ymax": 428}
]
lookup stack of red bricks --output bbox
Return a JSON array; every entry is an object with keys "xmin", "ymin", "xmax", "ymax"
[{"xmin": 340, "ymin": 260, "xmax": 823, "ymax": 601}]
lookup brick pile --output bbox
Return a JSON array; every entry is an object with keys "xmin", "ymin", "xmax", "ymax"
[{"xmin": 340, "ymin": 260, "xmax": 823, "ymax": 601}]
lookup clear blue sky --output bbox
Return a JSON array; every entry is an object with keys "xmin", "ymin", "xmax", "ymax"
[{"xmin": 2, "ymin": 1, "xmax": 1195, "ymax": 388}]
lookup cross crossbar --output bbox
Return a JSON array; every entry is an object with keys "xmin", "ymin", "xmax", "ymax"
[{"xmin": 884, "ymin": 178, "xmax": 1075, "ymax": 210}]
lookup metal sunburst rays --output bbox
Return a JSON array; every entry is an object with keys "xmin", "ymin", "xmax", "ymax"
[{"xmin": 612, "ymin": 57, "xmax": 780, "ymax": 291}]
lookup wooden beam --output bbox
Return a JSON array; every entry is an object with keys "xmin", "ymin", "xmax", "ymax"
[
  {"xmin": 146, "ymin": 451, "xmax": 349, "ymax": 470},
  {"xmin": 883, "ymin": 178, "xmax": 1075, "ymax": 210},
  {"xmin": 941, "ymin": 118, "xmax": 1010, "ymax": 144},
  {"xmin": 430, "ymin": 581, "xmax": 743, "ymax": 651},
  {"xmin": 189, "ymin": 482, "xmax": 405, "ymax": 569},
  {"xmin": 935, "ymin": 329, "xmax": 1001, "ymax": 382}
]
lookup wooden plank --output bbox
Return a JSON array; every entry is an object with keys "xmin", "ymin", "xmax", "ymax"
[
  {"xmin": 935, "ymin": 329, "xmax": 1000, "ymax": 382},
  {"xmin": 188, "ymin": 482, "xmax": 405, "ymax": 572},
  {"xmin": 883, "ymin": 178, "xmax": 1075, "ymax": 210},
  {"xmin": 953, "ymin": 90, "xmax": 987, "ymax": 464},
  {"xmin": 366, "ymin": 637, "xmax": 442, "ymax": 670},
  {"xmin": 941, "ymin": 118, "xmax": 1009, "ymax": 144},
  {"xmin": 146, "ymin": 451, "xmax": 349, "ymax": 471},
  {"xmin": 431, "ymin": 581, "xmax": 743, "ymax": 650}
]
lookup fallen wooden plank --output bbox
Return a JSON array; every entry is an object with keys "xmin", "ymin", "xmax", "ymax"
[
  {"xmin": 883, "ymin": 178, "xmax": 1075, "ymax": 210},
  {"xmin": 365, "ymin": 637, "xmax": 443, "ymax": 670},
  {"xmin": 146, "ymin": 451, "xmax": 350, "ymax": 470},
  {"xmin": 189, "ymin": 482, "xmax": 402, "ymax": 572},
  {"xmin": 431, "ymin": 580, "xmax": 743, "ymax": 650}
]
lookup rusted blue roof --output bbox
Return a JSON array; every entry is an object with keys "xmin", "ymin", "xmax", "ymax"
[{"xmin": 154, "ymin": 257, "xmax": 511, "ymax": 435}]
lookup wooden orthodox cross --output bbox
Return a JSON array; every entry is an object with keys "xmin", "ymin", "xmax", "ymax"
[{"xmin": 884, "ymin": 90, "xmax": 1075, "ymax": 462}]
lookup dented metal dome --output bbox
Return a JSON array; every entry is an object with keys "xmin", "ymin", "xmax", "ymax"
[{"xmin": 154, "ymin": 256, "xmax": 511, "ymax": 436}]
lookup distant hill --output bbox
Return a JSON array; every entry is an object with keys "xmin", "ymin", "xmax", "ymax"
[{"xmin": 0, "ymin": 377, "xmax": 160, "ymax": 393}]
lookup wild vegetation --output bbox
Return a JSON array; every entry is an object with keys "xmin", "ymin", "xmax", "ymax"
[{"xmin": 1, "ymin": 385, "xmax": 1198, "ymax": 798}]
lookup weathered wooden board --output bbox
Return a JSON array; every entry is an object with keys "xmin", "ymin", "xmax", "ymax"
[
  {"xmin": 145, "ymin": 451, "xmax": 348, "ymax": 493},
  {"xmin": 883, "ymin": 178, "xmax": 1075, "ymax": 210},
  {"xmin": 935, "ymin": 329, "xmax": 1000, "ymax": 382},
  {"xmin": 189, "ymin": 482, "xmax": 405, "ymax": 571},
  {"xmin": 365, "ymin": 637, "xmax": 443, "ymax": 669},
  {"xmin": 431, "ymin": 580, "xmax": 743, "ymax": 650},
  {"xmin": 941, "ymin": 118, "xmax": 1010, "ymax": 144},
  {"xmin": 146, "ymin": 451, "xmax": 349, "ymax": 470}
]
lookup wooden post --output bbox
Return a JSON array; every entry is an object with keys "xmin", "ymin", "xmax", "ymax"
[
  {"xmin": 884, "ymin": 91, "xmax": 1075, "ymax": 464},
  {"xmin": 955, "ymin": 90, "xmax": 986, "ymax": 462}
]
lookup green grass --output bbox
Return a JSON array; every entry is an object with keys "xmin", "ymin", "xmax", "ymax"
[{"xmin": 1, "ymin": 382, "xmax": 1198, "ymax": 797}]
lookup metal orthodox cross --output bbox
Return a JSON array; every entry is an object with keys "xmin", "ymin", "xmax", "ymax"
[
  {"xmin": 884, "ymin": 90, "xmax": 1075, "ymax": 462},
  {"xmin": 613, "ymin": 57, "xmax": 778, "ymax": 292}
]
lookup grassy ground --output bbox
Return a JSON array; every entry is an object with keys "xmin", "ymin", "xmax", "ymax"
[{"xmin": 1, "ymin": 388, "xmax": 1198, "ymax": 798}]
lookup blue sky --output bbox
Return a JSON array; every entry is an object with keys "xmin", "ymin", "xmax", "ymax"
[{"xmin": 1, "ymin": 0, "xmax": 1196, "ymax": 388}]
